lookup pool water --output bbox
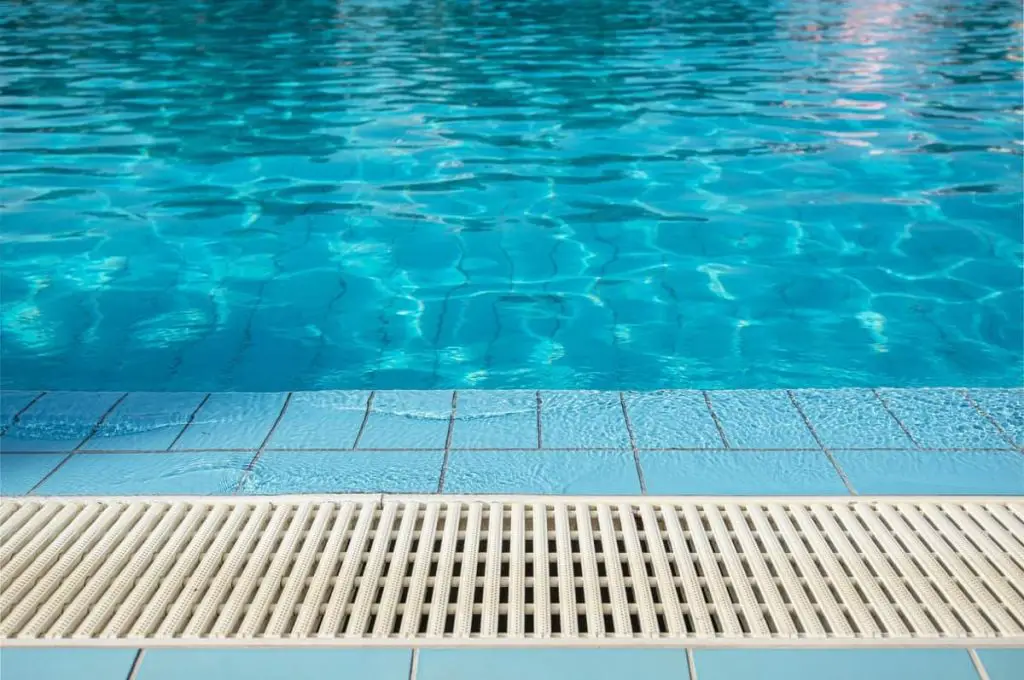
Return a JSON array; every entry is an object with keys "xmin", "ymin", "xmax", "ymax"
[{"xmin": 1, "ymin": 0, "xmax": 1021, "ymax": 392}]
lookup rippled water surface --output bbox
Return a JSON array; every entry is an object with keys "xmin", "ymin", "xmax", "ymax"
[{"xmin": 1, "ymin": 0, "xmax": 1022, "ymax": 391}]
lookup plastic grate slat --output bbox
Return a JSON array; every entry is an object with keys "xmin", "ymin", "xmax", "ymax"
[{"xmin": 1, "ymin": 496, "xmax": 1022, "ymax": 647}]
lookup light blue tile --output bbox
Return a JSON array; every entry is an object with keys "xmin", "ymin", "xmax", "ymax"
[
  {"xmin": 0, "ymin": 453, "xmax": 66, "ymax": 494},
  {"xmin": 81, "ymin": 392, "xmax": 207, "ymax": 451},
  {"xmin": 693, "ymin": 649, "xmax": 979, "ymax": 680},
  {"xmin": 358, "ymin": 390, "xmax": 452, "ymax": 449},
  {"xmin": 832, "ymin": 449, "xmax": 1024, "ymax": 495},
  {"xmin": 708, "ymin": 390, "xmax": 818, "ymax": 449},
  {"xmin": 0, "ymin": 391, "xmax": 124, "ymax": 452},
  {"xmin": 266, "ymin": 391, "xmax": 369, "ymax": 449},
  {"xmin": 444, "ymin": 450, "xmax": 641, "ymax": 494},
  {"xmin": 244, "ymin": 450, "xmax": 444, "ymax": 494},
  {"xmin": 418, "ymin": 649, "xmax": 688, "ymax": 680},
  {"xmin": 0, "ymin": 648, "xmax": 139, "ymax": 680},
  {"xmin": 0, "ymin": 391, "xmax": 42, "ymax": 428},
  {"xmin": 976, "ymin": 649, "xmax": 1024, "ymax": 680},
  {"xmin": 968, "ymin": 388, "xmax": 1024, "ymax": 448},
  {"xmin": 451, "ymin": 390, "xmax": 537, "ymax": 448},
  {"xmin": 879, "ymin": 388, "xmax": 1009, "ymax": 449},
  {"xmin": 34, "ymin": 452, "xmax": 251, "ymax": 495},
  {"xmin": 135, "ymin": 649, "xmax": 411, "ymax": 680},
  {"xmin": 792, "ymin": 389, "xmax": 914, "ymax": 449},
  {"xmin": 640, "ymin": 450, "xmax": 848, "ymax": 495},
  {"xmin": 541, "ymin": 391, "xmax": 630, "ymax": 448},
  {"xmin": 172, "ymin": 392, "xmax": 287, "ymax": 450},
  {"xmin": 624, "ymin": 390, "xmax": 723, "ymax": 448}
]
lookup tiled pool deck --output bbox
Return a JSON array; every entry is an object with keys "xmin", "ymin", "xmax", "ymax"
[{"xmin": 1, "ymin": 387, "xmax": 1021, "ymax": 679}]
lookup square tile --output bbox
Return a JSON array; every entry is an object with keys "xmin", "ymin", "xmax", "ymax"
[
  {"xmin": 418, "ymin": 649, "xmax": 688, "ymax": 680},
  {"xmin": 624, "ymin": 390, "xmax": 724, "ymax": 448},
  {"xmin": 540, "ymin": 391, "xmax": 630, "ymax": 448},
  {"xmin": 34, "ymin": 452, "xmax": 251, "ymax": 495},
  {"xmin": 357, "ymin": 390, "xmax": 452, "ymax": 449},
  {"xmin": 451, "ymin": 390, "xmax": 537, "ymax": 448},
  {"xmin": 80, "ymin": 392, "xmax": 208, "ymax": 451},
  {"xmin": 832, "ymin": 449, "xmax": 1024, "ymax": 495},
  {"xmin": 0, "ymin": 391, "xmax": 42, "ymax": 429},
  {"xmin": 266, "ymin": 391, "xmax": 369, "ymax": 449},
  {"xmin": 0, "ymin": 391, "xmax": 124, "ymax": 452},
  {"xmin": 693, "ymin": 649, "xmax": 979, "ymax": 680},
  {"xmin": 976, "ymin": 649, "xmax": 1024, "ymax": 680},
  {"xmin": 639, "ymin": 450, "xmax": 849, "ymax": 495},
  {"xmin": 443, "ymin": 450, "xmax": 641, "ymax": 494},
  {"xmin": 792, "ymin": 389, "xmax": 914, "ymax": 449},
  {"xmin": 172, "ymin": 392, "xmax": 288, "ymax": 450},
  {"xmin": 968, "ymin": 388, "xmax": 1024, "ymax": 447},
  {"xmin": 878, "ymin": 388, "xmax": 1009, "ymax": 449},
  {"xmin": 707, "ymin": 390, "xmax": 818, "ymax": 449},
  {"xmin": 0, "ymin": 648, "xmax": 139, "ymax": 680},
  {"xmin": 244, "ymin": 451, "xmax": 444, "ymax": 494},
  {"xmin": 0, "ymin": 453, "xmax": 66, "ymax": 495},
  {"xmin": 135, "ymin": 649, "xmax": 411, "ymax": 680}
]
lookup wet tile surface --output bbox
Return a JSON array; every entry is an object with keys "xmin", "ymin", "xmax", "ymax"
[
  {"xmin": 244, "ymin": 450, "xmax": 444, "ymax": 494},
  {"xmin": 640, "ymin": 450, "xmax": 849, "ymax": 495},
  {"xmin": 692, "ymin": 649, "xmax": 980, "ymax": 680},
  {"xmin": 541, "ymin": 391, "xmax": 631, "ymax": 448},
  {"xmin": 135, "ymin": 649, "xmax": 411, "ymax": 680},
  {"xmin": 34, "ymin": 452, "xmax": 251, "ymax": 495},
  {"xmin": 444, "ymin": 449, "xmax": 641, "ymax": 494},
  {"xmin": 357, "ymin": 390, "xmax": 452, "ymax": 449},
  {"xmin": 878, "ymin": 388, "xmax": 1010, "ymax": 449},
  {"xmin": 624, "ymin": 390, "xmax": 724, "ymax": 448},
  {"xmin": 832, "ymin": 449, "xmax": 1024, "ymax": 495},
  {"xmin": 81, "ymin": 392, "xmax": 207, "ymax": 451},
  {"xmin": 792, "ymin": 389, "xmax": 913, "ymax": 449},
  {"xmin": 0, "ymin": 648, "xmax": 139, "ymax": 680},
  {"xmin": 418, "ymin": 649, "xmax": 690, "ymax": 680},
  {"xmin": 265, "ymin": 391, "xmax": 368, "ymax": 449},
  {"xmin": 451, "ymin": 390, "xmax": 537, "ymax": 449},
  {"xmin": 707, "ymin": 390, "xmax": 819, "ymax": 449},
  {"xmin": 171, "ymin": 392, "xmax": 287, "ymax": 450},
  {"xmin": 0, "ymin": 391, "xmax": 124, "ymax": 452}
]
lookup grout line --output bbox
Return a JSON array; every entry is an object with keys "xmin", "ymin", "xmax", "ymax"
[
  {"xmin": 961, "ymin": 388, "xmax": 1021, "ymax": 453},
  {"xmin": 620, "ymin": 392, "xmax": 647, "ymax": 494},
  {"xmin": 787, "ymin": 390, "xmax": 858, "ymax": 496},
  {"xmin": 0, "ymin": 391, "xmax": 47, "ymax": 437},
  {"xmin": 686, "ymin": 648, "xmax": 698, "ymax": 680},
  {"xmin": 968, "ymin": 649, "xmax": 992, "ymax": 680},
  {"xmin": 872, "ymin": 388, "xmax": 922, "ymax": 448},
  {"xmin": 236, "ymin": 392, "xmax": 293, "ymax": 493},
  {"xmin": 702, "ymin": 391, "xmax": 731, "ymax": 448},
  {"xmin": 352, "ymin": 391, "xmax": 376, "ymax": 449},
  {"xmin": 26, "ymin": 392, "xmax": 129, "ymax": 495},
  {"xmin": 436, "ymin": 391, "xmax": 458, "ymax": 493},
  {"xmin": 166, "ymin": 393, "xmax": 211, "ymax": 451},
  {"xmin": 536, "ymin": 390, "xmax": 543, "ymax": 449},
  {"xmin": 124, "ymin": 649, "xmax": 146, "ymax": 680},
  {"xmin": 408, "ymin": 648, "xmax": 420, "ymax": 680}
]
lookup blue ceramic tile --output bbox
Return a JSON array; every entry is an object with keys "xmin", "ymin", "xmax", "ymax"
[
  {"xmin": 968, "ymin": 388, "xmax": 1024, "ymax": 448},
  {"xmin": 540, "ymin": 391, "xmax": 630, "ymax": 448},
  {"xmin": 0, "ymin": 391, "xmax": 42, "ymax": 429},
  {"xmin": 0, "ymin": 391, "xmax": 124, "ymax": 452},
  {"xmin": 135, "ymin": 648, "xmax": 411, "ymax": 680},
  {"xmin": 0, "ymin": 453, "xmax": 66, "ymax": 494},
  {"xmin": 244, "ymin": 450, "xmax": 444, "ymax": 494},
  {"xmin": 418, "ymin": 649, "xmax": 689, "ymax": 680},
  {"xmin": 80, "ymin": 392, "xmax": 208, "ymax": 451},
  {"xmin": 357, "ymin": 390, "xmax": 452, "ymax": 449},
  {"xmin": 792, "ymin": 389, "xmax": 914, "ymax": 449},
  {"xmin": 266, "ymin": 390, "xmax": 369, "ymax": 449},
  {"xmin": 976, "ymin": 649, "xmax": 1024, "ymax": 680},
  {"xmin": 693, "ymin": 649, "xmax": 979, "ymax": 680},
  {"xmin": 832, "ymin": 449, "xmax": 1024, "ymax": 495},
  {"xmin": 0, "ymin": 648, "xmax": 139, "ymax": 680},
  {"xmin": 34, "ymin": 452, "xmax": 251, "ymax": 495},
  {"xmin": 451, "ymin": 390, "xmax": 537, "ymax": 448},
  {"xmin": 640, "ymin": 450, "xmax": 848, "ymax": 495},
  {"xmin": 443, "ymin": 450, "xmax": 641, "ymax": 494},
  {"xmin": 707, "ymin": 390, "xmax": 818, "ymax": 449},
  {"xmin": 624, "ymin": 390, "xmax": 724, "ymax": 448},
  {"xmin": 878, "ymin": 388, "xmax": 1009, "ymax": 449},
  {"xmin": 172, "ymin": 392, "xmax": 288, "ymax": 450}
]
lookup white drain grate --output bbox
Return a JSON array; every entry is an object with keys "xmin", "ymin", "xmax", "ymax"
[{"xmin": 1, "ymin": 496, "xmax": 1022, "ymax": 647}]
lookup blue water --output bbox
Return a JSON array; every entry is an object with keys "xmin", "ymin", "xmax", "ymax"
[{"xmin": 1, "ymin": 0, "xmax": 1021, "ymax": 392}]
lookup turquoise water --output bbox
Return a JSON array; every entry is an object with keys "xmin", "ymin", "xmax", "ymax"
[{"xmin": 1, "ymin": 0, "xmax": 1021, "ymax": 391}]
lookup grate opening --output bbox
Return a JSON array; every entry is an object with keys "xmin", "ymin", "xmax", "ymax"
[{"xmin": 1, "ymin": 497, "xmax": 1022, "ymax": 645}]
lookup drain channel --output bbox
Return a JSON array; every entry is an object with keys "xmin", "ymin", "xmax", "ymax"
[{"xmin": 1, "ymin": 496, "xmax": 1022, "ymax": 647}]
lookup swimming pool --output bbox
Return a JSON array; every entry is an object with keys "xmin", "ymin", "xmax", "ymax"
[{"xmin": 1, "ymin": 0, "xmax": 1021, "ymax": 392}]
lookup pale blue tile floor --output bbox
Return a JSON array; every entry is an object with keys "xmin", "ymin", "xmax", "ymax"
[{"xmin": 1, "ymin": 388, "xmax": 1020, "ymax": 680}]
